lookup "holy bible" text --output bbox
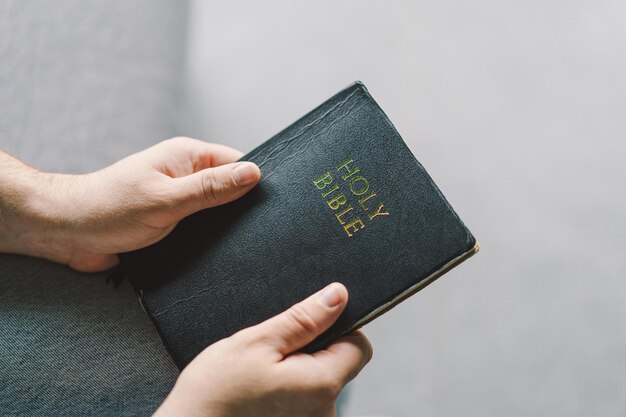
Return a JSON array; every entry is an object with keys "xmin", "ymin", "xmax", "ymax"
[{"xmin": 313, "ymin": 158, "xmax": 390, "ymax": 237}]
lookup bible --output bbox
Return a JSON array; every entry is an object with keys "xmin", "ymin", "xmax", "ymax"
[{"xmin": 120, "ymin": 82, "xmax": 479, "ymax": 369}]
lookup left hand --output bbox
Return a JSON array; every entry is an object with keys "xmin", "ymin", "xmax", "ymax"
[{"xmin": 0, "ymin": 137, "xmax": 260, "ymax": 272}]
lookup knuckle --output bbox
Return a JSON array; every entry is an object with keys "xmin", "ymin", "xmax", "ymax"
[
  {"xmin": 164, "ymin": 136, "xmax": 192, "ymax": 145},
  {"xmin": 157, "ymin": 136, "xmax": 196, "ymax": 152},
  {"xmin": 158, "ymin": 137, "xmax": 177, "ymax": 148},
  {"xmin": 200, "ymin": 169, "xmax": 220, "ymax": 202},
  {"xmin": 285, "ymin": 303, "xmax": 319, "ymax": 335}
]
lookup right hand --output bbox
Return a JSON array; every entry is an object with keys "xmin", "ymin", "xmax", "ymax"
[{"xmin": 154, "ymin": 283, "xmax": 373, "ymax": 417}]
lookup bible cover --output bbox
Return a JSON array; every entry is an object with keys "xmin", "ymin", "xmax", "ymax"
[{"xmin": 120, "ymin": 82, "xmax": 478, "ymax": 369}]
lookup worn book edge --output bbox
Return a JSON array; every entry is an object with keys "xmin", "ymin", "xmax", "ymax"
[{"xmin": 348, "ymin": 241, "xmax": 480, "ymax": 331}]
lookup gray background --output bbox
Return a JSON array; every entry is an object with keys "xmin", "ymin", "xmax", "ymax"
[
  {"xmin": 183, "ymin": 1, "xmax": 626, "ymax": 416},
  {"xmin": 1, "ymin": 0, "xmax": 625, "ymax": 416}
]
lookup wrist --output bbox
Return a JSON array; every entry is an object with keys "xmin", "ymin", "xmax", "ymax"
[{"xmin": 0, "ymin": 154, "xmax": 83, "ymax": 262}]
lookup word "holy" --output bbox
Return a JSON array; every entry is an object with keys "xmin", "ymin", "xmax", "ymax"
[{"xmin": 313, "ymin": 158, "xmax": 389, "ymax": 237}]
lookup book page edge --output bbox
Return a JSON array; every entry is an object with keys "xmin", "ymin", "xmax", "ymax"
[{"xmin": 349, "ymin": 240, "xmax": 480, "ymax": 331}]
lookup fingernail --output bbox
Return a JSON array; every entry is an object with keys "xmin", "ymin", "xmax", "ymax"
[
  {"xmin": 232, "ymin": 162, "xmax": 259, "ymax": 186},
  {"xmin": 319, "ymin": 283, "xmax": 343, "ymax": 308}
]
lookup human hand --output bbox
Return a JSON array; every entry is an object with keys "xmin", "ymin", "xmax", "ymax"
[
  {"xmin": 154, "ymin": 282, "xmax": 372, "ymax": 417},
  {"xmin": 0, "ymin": 137, "xmax": 260, "ymax": 271}
]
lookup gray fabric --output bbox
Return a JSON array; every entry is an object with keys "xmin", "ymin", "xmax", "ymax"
[
  {"xmin": 0, "ymin": 1, "xmax": 186, "ymax": 415},
  {"xmin": 0, "ymin": 256, "xmax": 178, "ymax": 416}
]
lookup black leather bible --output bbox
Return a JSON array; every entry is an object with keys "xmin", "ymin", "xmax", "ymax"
[{"xmin": 121, "ymin": 82, "xmax": 478, "ymax": 369}]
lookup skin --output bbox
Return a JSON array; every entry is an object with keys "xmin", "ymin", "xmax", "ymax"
[{"xmin": 0, "ymin": 137, "xmax": 373, "ymax": 416}]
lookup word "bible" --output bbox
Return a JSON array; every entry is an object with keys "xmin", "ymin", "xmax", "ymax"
[{"xmin": 313, "ymin": 158, "xmax": 390, "ymax": 237}]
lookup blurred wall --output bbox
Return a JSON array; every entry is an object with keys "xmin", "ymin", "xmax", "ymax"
[
  {"xmin": 182, "ymin": 1, "xmax": 626, "ymax": 416},
  {"xmin": 0, "ymin": 0, "xmax": 186, "ymax": 173}
]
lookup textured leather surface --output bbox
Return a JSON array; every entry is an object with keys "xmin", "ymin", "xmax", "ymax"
[{"xmin": 121, "ymin": 82, "xmax": 476, "ymax": 369}]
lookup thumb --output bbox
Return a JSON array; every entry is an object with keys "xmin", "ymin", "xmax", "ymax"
[
  {"xmin": 172, "ymin": 161, "xmax": 260, "ymax": 215},
  {"xmin": 245, "ymin": 283, "xmax": 348, "ymax": 357}
]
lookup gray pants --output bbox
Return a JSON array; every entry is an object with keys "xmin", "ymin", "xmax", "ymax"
[{"xmin": 0, "ymin": 254, "xmax": 179, "ymax": 416}]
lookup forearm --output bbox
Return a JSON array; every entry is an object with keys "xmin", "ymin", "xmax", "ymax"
[{"xmin": 0, "ymin": 152, "xmax": 40, "ymax": 252}]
